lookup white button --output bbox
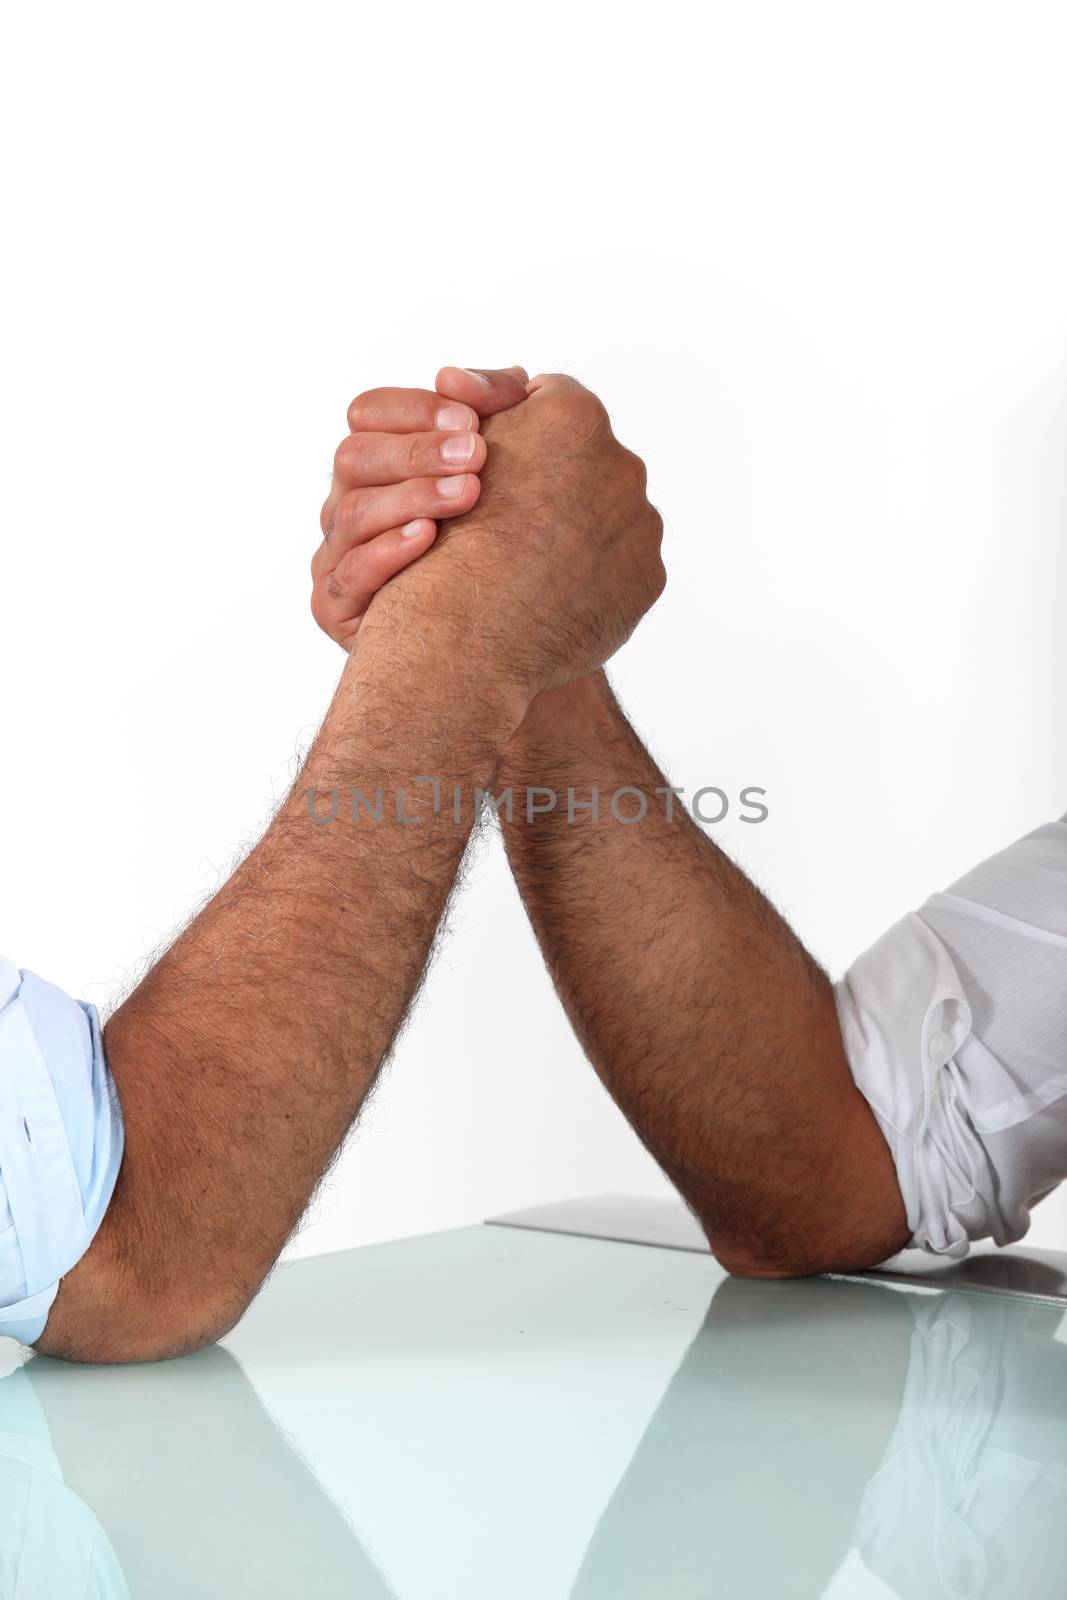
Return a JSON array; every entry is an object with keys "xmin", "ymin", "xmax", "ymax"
[{"xmin": 928, "ymin": 1030, "xmax": 954, "ymax": 1068}]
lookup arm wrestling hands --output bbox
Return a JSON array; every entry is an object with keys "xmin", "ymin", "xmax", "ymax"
[
  {"xmin": 313, "ymin": 368, "xmax": 912, "ymax": 1280},
  {"xmin": 35, "ymin": 369, "xmax": 663, "ymax": 1363},
  {"xmin": 312, "ymin": 364, "xmax": 665, "ymax": 686}
]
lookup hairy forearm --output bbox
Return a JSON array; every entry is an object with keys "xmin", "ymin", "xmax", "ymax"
[
  {"xmin": 498, "ymin": 672, "xmax": 908, "ymax": 1275},
  {"xmin": 41, "ymin": 627, "xmax": 518, "ymax": 1361}
]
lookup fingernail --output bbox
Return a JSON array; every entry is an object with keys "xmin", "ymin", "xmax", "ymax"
[
  {"xmin": 438, "ymin": 474, "xmax": 469, "ymax": 500},
  {"xmin": 435, "ymin": 403, "xmax": 473, "ymax": 432},
  {"xmin": 402, "ymin": 518, "xmax": 430, "ymax": 539},
  {"xmin": 440, "ymin": 432, "xmax": 477, "ymax": 465},
  {"xmin": 461, "ymin": 368, "xmax": 492, "ymax": 387}
]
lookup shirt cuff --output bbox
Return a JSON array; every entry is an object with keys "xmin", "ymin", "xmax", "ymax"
[
  {"xmin": 0, "ymin": 962, "xmax": 124, "ymax": 1344},
  {"xmin": 833, "ymin": 912, "xmax": 994, "ymax": 1258}
]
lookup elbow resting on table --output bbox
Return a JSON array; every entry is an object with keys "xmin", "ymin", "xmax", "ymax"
[
  {"xmin": 708, "ymin": 1231, "xmax": 841, "ymax": 1281},
  {"xmin": 34, "ymin": 1246, "xmax": 257, "ymax": 1366},
  {"xmin": 700, "ymin": 1201, "xmax": 906, "ymax": 1282}
]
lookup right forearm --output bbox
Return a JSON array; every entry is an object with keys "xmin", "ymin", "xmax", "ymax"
[{"xmin": 42, "ymin": 631, "xmax": 519, "ymax": 1361}]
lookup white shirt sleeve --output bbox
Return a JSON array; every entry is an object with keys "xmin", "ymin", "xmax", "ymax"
[
  {"xmin": 0, "ymin": 958, "xmax": 124, "ymax": 1344},
  {"xmin": 833, "ymin": 815, "xmax": 1067, "ymax": 1259}
]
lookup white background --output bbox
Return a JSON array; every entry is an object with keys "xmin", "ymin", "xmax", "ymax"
[{"xmin": 2, "ymin": 0, "xmax": 1066, "ymax": 1259}]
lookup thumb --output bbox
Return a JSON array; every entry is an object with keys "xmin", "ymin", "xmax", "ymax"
[{"xmin": 435, "ymin": 365, "xmax": 530, "ymax": 419}]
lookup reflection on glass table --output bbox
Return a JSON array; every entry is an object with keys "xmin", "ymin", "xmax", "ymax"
[
  {"xmin": 572, "ymin": 1275, "xmax": 1067, "ymax": 1599},
  {"xmin": 0, "ymin": 1346, "xmax": 393, "ymax": 1599},
  {"xmin": 0, "ymin": 1223, "xmax": 1064, "ymax": 1598}
]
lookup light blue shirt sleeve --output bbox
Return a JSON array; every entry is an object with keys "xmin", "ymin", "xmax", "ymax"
[{"xmin": 0, "ymin": 955, "xmax": 125, "ymax": 1345}]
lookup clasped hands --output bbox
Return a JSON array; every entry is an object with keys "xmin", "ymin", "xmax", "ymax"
[{"xmin": 310, "ymin": 366, "xmax": 665, "ymax": 734}]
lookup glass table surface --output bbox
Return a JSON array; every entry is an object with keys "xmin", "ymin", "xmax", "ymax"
[{"xmin": 2, "ymin": 1219, "xmax": 1065, "ymax": 1598}]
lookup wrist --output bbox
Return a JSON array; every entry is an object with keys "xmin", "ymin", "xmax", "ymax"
[
  {"xmin": 343, "ymin": 593, "xmax": 533, "ymax": 755},
  {"xmin": 503, "ymin": 670, "xmax": 617, "ymax": 764}
]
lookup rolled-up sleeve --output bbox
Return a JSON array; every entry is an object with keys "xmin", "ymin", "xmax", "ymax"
[
  {"xmin": 0, "ymin": 956, "xmax": 124, "ymax": 1344},
  {"xmin": 833, "ymin": 816, "xmax": 1067, "ymax": 1259}
]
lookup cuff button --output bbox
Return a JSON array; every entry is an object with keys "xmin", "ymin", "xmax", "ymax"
[{"xmin": 928, "ymin": 1029, "xmax": 954, "ymax": 1068}]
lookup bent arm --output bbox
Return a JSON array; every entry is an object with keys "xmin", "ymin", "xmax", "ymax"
[
  {"xmin": 36, "ymin": 626, "xmax": 520, "ymax": 1363},
  {"xmin": 497, "ymin": 671, "xmax": 910, "ymax": 1276}
]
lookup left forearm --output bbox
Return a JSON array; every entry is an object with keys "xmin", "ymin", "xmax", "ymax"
[{"xmin": 497, "ymin": 673, "xmax": 909, "ymax": 1275}]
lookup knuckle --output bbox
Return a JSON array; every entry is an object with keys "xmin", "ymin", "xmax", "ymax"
[
  {"xmin": 545, "ymin": 388, "xmax": 600, "ymax": 435},
  {"xmin": 571, "ymin": 380, "xmax": 607, "ymax": 417},
  {"xmin": 329, "ymin": 549, "xmax": 372, "ymax": 612},
  {"xmin": 533, "ymin": 372, "xmax": 578, "ymax": 407},
  {"xmin": 336, "ymin": 489, "xmax": 365, "ymax": 534},
  {"xmin": 335, "ymin": 547, "xmax": 364, "ymax": 589},
  {"xmin": 346, "ymin": 390, "xmax": 380, "ymax": 431},
  {"xmin": 540, "ymin": 370, "xmax": 583, "ymax": 393},
  {"xmin": 319, "ymin": 497, "xmax": 334, "ymax": 536},
  {"xmin": 616, "ymin": 446, "xmax": 646, "ymax": 487},
  {"xmin": 331, "ymin": 547, "xmax": 360, "ymax": 587},
  {"xmin": 333, "ymin": 433, "xmax": 360, "ymax": 479}
]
